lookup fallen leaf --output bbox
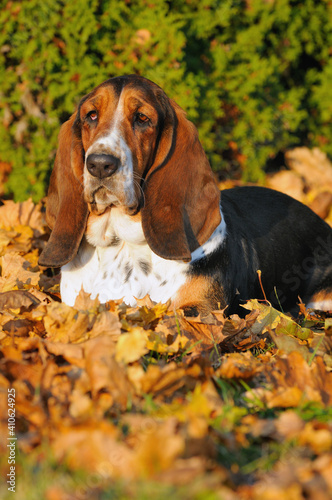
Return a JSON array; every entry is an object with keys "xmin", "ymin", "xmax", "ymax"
[
  {"xmin": 1, "ymin": 252, "xmax": 41, "ymax": 289},
  {"xmin": 88, "ymin": 309, "xmax": 122, "ymax": 340},
  {"xmin": 84, "ymin": 336, "xmax": 133, "ymax": 406},
  {"xmin": 44, "ymin": 301, "xmax": 91, "ymax": 343},
  {"xmin": 252, "ymin": 352, "xmax": 332, "ymax": 408},
  {"xmin": 2, "ymin": 318, "xmax": 33, "ymax": 337},
  {"xmin": 275, "ymin": 410, "xmax": 305, "ymax": 439},
  {"xmin": 73, "ymin": 288, "xmax": 101, "ymax": 310},
  {"xmin": 0, "ymin": 199, "xmax": 44, "ymax": 232},
  {"xmin": 115, "ymin": 328, "xmax": 148, "ymax": 364},
  {"xmin": 0, "ymin": 290, "xmax": 40, "ymax": 310},
  {"xmin": 140, "ymin": 362, "xmax": 187, "ymax": 397},
  {"xmin": 51, "ymin": 421, "xmax": 134, "ymax": 476},
  {"xmin": 298, "ymin": 422, "xmax": 332, "ymax": 454},
  {"xmin": 215, "ymin": 352, "xmax": 262, "ymax": 379},
  {"xmin": 270, "ymin": 330, "xmax": 312, "ymax": 360},
  {"xmin": 134, "ymin": 418, "xmax": 184, "ymax": 476}
]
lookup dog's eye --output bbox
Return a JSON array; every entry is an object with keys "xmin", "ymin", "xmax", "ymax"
[
  {"xmin": 86, "ymin": 110, "xmax": 98, "ymax": 122},
  {"xmin": 135, "ymin": 112, "xmax": 149, "ymax": 125}
]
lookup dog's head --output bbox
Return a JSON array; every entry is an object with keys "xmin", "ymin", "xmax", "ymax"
[{"xmin": 39, "ymin": 75, "xmax": 221, "ymax": 267}]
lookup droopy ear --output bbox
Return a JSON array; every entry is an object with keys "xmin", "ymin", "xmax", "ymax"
[
  {"xmin": 141, "ymin": 99, "xmax": 221, "ymax": 261},
  {"xmin": 38, "ymin": 114, "xmax": 88, "ymax": 267}
]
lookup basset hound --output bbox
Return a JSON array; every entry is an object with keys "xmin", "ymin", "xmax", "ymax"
[{"xmin": 39, "ymin": 75, "xmax": 332, "ymax": 316}]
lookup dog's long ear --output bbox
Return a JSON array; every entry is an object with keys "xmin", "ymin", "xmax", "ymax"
[
  {"xmin": 141, "ymin": 98, "xmax": 221, "ymax": 261},
  {"xmin": 38, "ymin": 114, "xmax": 88, "ymax": 267}
]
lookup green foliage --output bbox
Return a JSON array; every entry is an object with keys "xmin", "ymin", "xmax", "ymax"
[{"xmin": 1, "ymin": 0, "xmax": 331, "ymax": 200}]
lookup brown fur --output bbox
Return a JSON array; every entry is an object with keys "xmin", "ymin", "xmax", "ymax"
[
  {"xmin": 141, "ymin": 99, "xmax": 221, "ymax": 261},
  {"xmin": 173, "ymin": 275, "xmax": 223, "ymax": 316},
  {"xmin": 308, "ymin": 289, "xmax": 332, "ymax": 308},
  {"xmin": 38, "ymin": 116, "xmax": 88, "ymax": 267}
]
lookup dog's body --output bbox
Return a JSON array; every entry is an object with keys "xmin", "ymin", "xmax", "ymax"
[{"xmin": 39, "ymin": 75, "xmax": 332, "ymax": 315}]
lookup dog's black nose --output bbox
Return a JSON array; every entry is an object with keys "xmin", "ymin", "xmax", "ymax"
[{"xmin": 86, "ymin": 154, "xmax": 120, "ymax": 179}]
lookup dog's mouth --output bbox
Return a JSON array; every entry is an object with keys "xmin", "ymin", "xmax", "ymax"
[
  {"xmin": 87, "ymin": 201, "xmax": 112, "ymax": 215},
  {"xmin": 85, "ymin": 186, "xmax": 116, "ymax": 214},
  {"xmin": 87, "ymin": 186, "xmax": 138, "ymax": 215}
]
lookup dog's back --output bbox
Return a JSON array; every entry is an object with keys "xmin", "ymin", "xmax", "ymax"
[{"xmin": 217, "ymin": 186, "xmax": 332, "ymax": 314}]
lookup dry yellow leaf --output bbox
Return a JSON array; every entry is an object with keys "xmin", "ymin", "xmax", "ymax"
[{"xmin": 115, "ymin": 328, "xmax": 148, "ymax": 364}]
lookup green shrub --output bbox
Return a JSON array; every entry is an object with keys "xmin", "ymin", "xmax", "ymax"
[{"xmin": 0, "ymin": 0, "xmax": 331, "ymax": 200}]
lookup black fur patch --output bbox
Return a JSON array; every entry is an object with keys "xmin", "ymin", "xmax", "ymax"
[
  {"xmin": 139, "ymin": 260, "xmax": 151, "ymax": 275},
  {"xmin": 124, "ymin": 262, "xmax": 133, "ymax": 283},
  {"xmin": 110, "ymin": 235, "xmax": 121, "ymax": 246}
]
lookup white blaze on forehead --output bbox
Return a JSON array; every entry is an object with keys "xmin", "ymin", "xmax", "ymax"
[
  {"xmin": 85, "ymin": 92, "xmax": 126, "ymax": 156},
  {"xmin": 84, "ymin": 90, "xmax": 135, "ymax": 207}
]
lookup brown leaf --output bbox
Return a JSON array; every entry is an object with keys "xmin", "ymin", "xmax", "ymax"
[
  {"xmin": 89, "ymin": 309, "xmax": 121, "ymax": 340},
  {"xmin": 2, "ymin": 318, "xmax": 33, "ymax": 337},
  {"xmin": 298, "ymin": 422, "xmax": 332, "ymax": 454},
  {"xmin": 43, "ymin": 341, "xmax": 85, "ymax": 367},
  {"xmin": 73, "ymin": 288, "xmax": 101, "ymax": 310},
  {"xmin": 43, "ymin": 301, "xmax": 91, "ymax": 343},
  {"xmin": 215, "ymin": 352, "xmax": 262, "ymax": 379},
  {"xmin": 270, "ymin": 330, "xmax": 312, "ymax": 360},
  {"xmin": 275, "ymin": 410, "xmax": 305, "ymax": 440},
  {"xmin": 0, "ymin": 290, "xmax": 40, "ymax": 310},
  {"xmin": 127, "ymin": 300, "xmax": 170, "ymax": 329},
  {"xmin": 0, "ymin": 199, "xmax": 44, "ymax": 232},
  {"xmin": 0, "ymin": 228, "xmax": 16, "ymax": 252},
  {"xmin": 51, "ymin": 421, "xmax": 134, "ymax": 476},
  {"xmin": 68, "ymin": 390, "xmax": 94, "ymax": 419},
  {"xmin": 15, "ymin": 393, "xmax": 46, "ymax": 428},
  {"xmin": 84, "ymin": 336, "xmax": 133, "ymax": 407},
  {"xmin": 180, "ymin": 314, "xmax": 227, "ymax": 345},
  {"xmin": 1, "ymin": 253, "xmax": 41, "ymax": 290},
  {"xmin": 134, "ymin": 418, "xmax": 184, "ymax": 476},
  {"xmin": 266, "ymin": 169, "xmax": 305, "ymax": 202},
  {"xmin": 1, "ymin": 356, "xmax": 43, "ymax": 392},
  {"xmin": 309, "ymin": 191, "xmax": 332, "ymax": 220},
  {"xmin": 252, "ymin": 352, "xmax": 332, "ymax": 408},
  {"xmin": 285, "ymin": 147, "xmax": 332, "ymax": 191},
  {"xmin": 140, "ymin": 362, "xmax": 187, "ymax": 397}
]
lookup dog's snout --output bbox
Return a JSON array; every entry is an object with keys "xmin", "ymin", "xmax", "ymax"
[{"xmin": 86, "ymin": 153, "xmax": 120, "ymax": 179}]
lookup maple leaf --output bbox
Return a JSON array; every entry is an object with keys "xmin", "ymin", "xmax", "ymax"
[
  {"xmin": 43, "ymin": 301, "xmax": 91, "ymax": 343},
  {"xmin": 115, "ymin": 328, "xmax": 148, "ymax": 364},
  {"xmin": 1, "ymin": 253, "xmax": 41, "ymax": 291},
  {"xmin": 242, "ymin": 299, "xmax": 297, "ymax": 335},
  {"xmin": 134, "ymin": 419, "xmax": 184, "ymax": 477},
  {"xmin": 146, "ymin": 329, "xmax": 190, "ymax": 354},
  {"xmin": 51, "ymin": 421, "xmax": 134, "ymax": 475},
  {"xmin": 0, "ymin": 199, "xmax": 44, "ymax": 232},
  {"xmin": 246, "ymin": 351, "xmax": 332, "ymax": 408},
  {"xmin": 215, "ymin": 351, "xmax": 262, "ymax": 380},
  {"xmin": 140, "ymin": 362, "xmax": 187, "ymax": 397},
  {"xmin": 84, "ymin": 336, "xmax": 133, "ymax": 406},
  {"xmin": 88, "ymin": 309, "xmax": 122, "ymax": 340},
  {"xmin": 0, "ymin": 290, "xmax": 40, "ymax": 311},
  {"xmin": 73, "ymin": 288, "xmax": 101, "ymax": 310}
]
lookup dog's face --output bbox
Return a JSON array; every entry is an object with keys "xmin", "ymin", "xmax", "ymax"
[
  {"xmin": 38, "ymin": 75, "xmax": 221, "ymax": 268},
  {"xmin": 75, "ymin": 76, "xmax": 172, "ymax": 215}
]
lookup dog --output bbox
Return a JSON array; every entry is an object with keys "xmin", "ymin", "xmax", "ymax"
[{"xmin": 39, "ymin": 75, "xmax": 332, "ymax": 316}]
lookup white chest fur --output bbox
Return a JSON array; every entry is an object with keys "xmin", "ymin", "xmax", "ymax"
[
  {"xmin": 60, "ymin": 207, "xmax": 226, "ymax": 307},
  {"xmin": 60, "ymin": 208, "xmax": 187, "ymax": 306}
]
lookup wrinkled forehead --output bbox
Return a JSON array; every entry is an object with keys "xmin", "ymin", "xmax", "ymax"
[{"xmin": 78, "ymin": 76, "xmax": 164, "ymax": 117}]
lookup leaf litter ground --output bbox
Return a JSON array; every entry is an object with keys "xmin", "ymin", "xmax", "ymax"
[{"xmin": 0, "ymin": 199, "xmax": 332, "ymax": 500}]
